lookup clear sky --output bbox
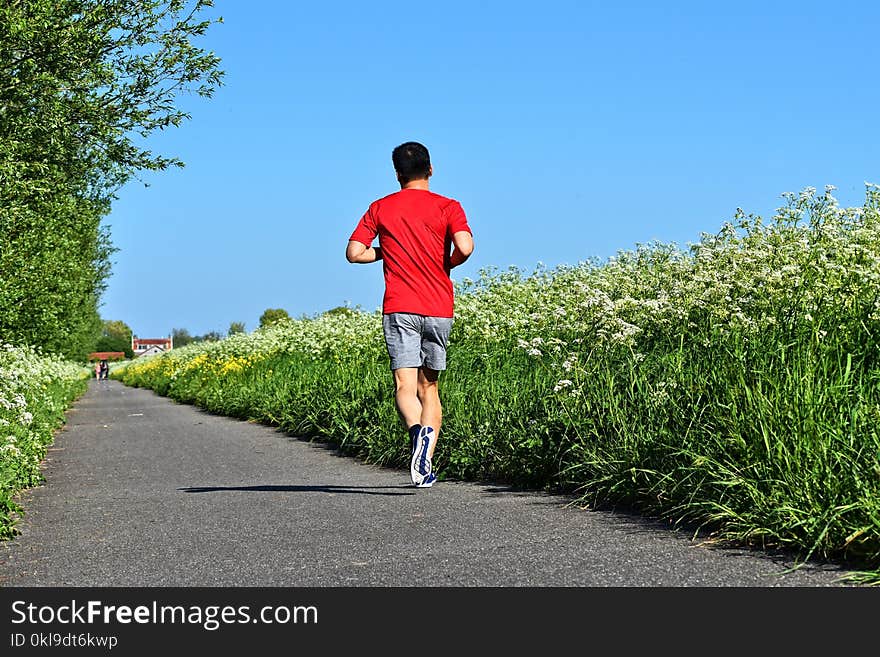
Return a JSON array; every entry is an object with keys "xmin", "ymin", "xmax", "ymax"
[{"xmin": 100, "ymin": 0, "xmax": 880, "ymax": 338}]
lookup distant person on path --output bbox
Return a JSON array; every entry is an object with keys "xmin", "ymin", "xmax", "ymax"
[
  {"xmin": 100, "ymin": 360, "xmax": 109, "ymax": 380},
  {"xmin": 94, "ymin": 361, "xmax": 102, "ymax": 380},
  {"xmin": 346, "ymin": 141, "xmax": 474, "ymax": 488}
]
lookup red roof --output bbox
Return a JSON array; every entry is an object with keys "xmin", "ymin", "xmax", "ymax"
[
  {"xmin": 134, "ymin": 338, "xmax": 171, "ymax": 345},
  {"xmin": 88, "ymin": 352, "xmax": 125, "ymax": 361}
]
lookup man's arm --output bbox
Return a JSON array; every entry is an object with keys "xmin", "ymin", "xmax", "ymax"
[
  {"xmin": 346, "ymin": 240, "xmax": 383, "ymax": 264},
  {"xmin": 448, "ymin": 230, "xmax": 474, "ymax": 268}
]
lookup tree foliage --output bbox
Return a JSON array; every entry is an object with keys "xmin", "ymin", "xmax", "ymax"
[
  {"xmin": 103, "ymin": 320, "xmax": 133, "ymax": 343},
  {"xmin": 171, "ymin": 327, "xmax": 194, "ymax": 348},
  {"xmin": 200, "ymin": 330, "xmax": 222, "ymax": 342},
  {"xmin": 93, "ymin": 319, "xmax": 133, "ymax": 357},
  {"xmin": 172, "ymin": 326, "xmax": 224, "ymax": 345},
  {"xmin": 259, "ymin": 308, "xmax": 290, "ymax": 328},
  {"xmin": 322, "ymin": 305, "xmax": 359, "ymax": 318},
  {"xmin": 0, "ymin": 1, "xmax": 224, "ymax": 360}
]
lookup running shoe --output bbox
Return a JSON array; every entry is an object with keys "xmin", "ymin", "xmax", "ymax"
[
  {"xmin": 410, "ymin": 425, "xmax": 434, "ymax": 486},
  {"xmin": 408, "ymin": 423, "xmax": 422, "ymax": 485}
]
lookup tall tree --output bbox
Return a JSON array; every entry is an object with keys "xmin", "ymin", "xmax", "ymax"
[
  {"xmin": 259, "ymin": 308, "xmax": 290, "ymax": 328},
  {"xmin": 227, "ymin": 321, "xmax": 246, "ymax": 336},
  {"xmin": 0, "ymin": 1, "xmax": 224, "ymax": 360},
  {"xmin": 93, "ymin": 319, "xmax": 134, "ymax": 357},
  {"xmin": 171, "ymin": 327, "xmax": 193, "ymax": 348}
]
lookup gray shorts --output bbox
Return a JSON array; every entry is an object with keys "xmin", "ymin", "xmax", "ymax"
[{"xmin": 382, "ymin": 313, "xmax": 454, "ymax": 371}]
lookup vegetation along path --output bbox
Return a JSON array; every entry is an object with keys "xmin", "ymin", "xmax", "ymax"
[{"xmin": 0, "ymin": 380, "xmax": 853, "ymax": 586}]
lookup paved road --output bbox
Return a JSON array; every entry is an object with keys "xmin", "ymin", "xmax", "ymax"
[{"xmin": 0, "ymin": 379, "xmax": 853, "ymax": 586}]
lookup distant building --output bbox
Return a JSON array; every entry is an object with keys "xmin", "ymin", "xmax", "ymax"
[
  {"xmin": 88, "ymin": 351, "xmax": 126, "ymax": 362},
  {"xmin": 132, "ymin": 336, "xmax": 173, "ymax": 358}
]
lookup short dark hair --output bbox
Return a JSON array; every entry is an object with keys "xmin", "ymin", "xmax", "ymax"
[{"xmin": 392, "ymin": 141, "xmax": 431, "ymax": 183}]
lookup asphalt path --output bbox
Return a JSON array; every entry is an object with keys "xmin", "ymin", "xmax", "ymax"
[{"xmin": 0, "ymin": 379, "xmax": 853, "ymax": 586}]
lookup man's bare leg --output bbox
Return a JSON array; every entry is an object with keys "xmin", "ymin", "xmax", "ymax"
[
  {"xmin": 417, "ymin": 367, "xmax": 441, "ymax": 458},
  {"xmin": 392, "ymin": 367, "xmax": 422, "ymax": 430}
]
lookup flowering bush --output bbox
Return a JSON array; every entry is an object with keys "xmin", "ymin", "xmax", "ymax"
[{"xmin": 0, "ymin": 342, "xmax": 90, "ymax": 538}]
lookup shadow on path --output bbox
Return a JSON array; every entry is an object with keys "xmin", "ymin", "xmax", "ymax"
[{"xmin": 179, "ymin": 484, "xmax": 416, "ymax": 496}]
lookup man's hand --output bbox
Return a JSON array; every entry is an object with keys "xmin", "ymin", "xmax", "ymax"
[
  {"xmin": 346, "ymin": 240, "xmax": 383, "ymax": 263},
  {"xmin": 448, "ymin": 230, "xmax": 474, "ymax": 268}
]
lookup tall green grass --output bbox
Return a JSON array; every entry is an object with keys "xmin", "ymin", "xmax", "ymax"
[{"xmin": 114, "ymin": 185, "xmax": 880, "ymax": 583}]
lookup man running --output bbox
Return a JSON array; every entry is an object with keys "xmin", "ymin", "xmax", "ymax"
[{"xmin": 346, "ymin": 141, "xmax": 474, "ymax": 488}]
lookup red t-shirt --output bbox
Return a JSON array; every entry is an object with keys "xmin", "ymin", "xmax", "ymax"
[{"xmin": 349, "ymin": 188, "xmax": 472, "ymax": 317}]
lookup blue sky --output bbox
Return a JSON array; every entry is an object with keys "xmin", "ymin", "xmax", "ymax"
[{"xmin": 100, "ymin": 0, "xmax": 880, "ymax": 338}]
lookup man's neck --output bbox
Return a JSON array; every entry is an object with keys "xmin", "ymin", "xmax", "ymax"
[{"xmin": 401, "ymin": 178, "xmax": 430, "ymax": 191}]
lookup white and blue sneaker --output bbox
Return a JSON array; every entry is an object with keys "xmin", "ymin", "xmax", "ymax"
[
  {"xmin": 409, "ymin": 423, "xmax": 421, "ymax": 453},
  {"xmin": 408, "ymin": 423, "xmax": 422, "ymax": 484},
  {"xmin": 410, "ymin": 425, "xmax": 435, "ymax": 487}
]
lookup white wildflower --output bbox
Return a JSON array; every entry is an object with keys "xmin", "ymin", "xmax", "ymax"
[{"xmin": 0, "ymin": 444, "xmax": 21, "ymax": 458}]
